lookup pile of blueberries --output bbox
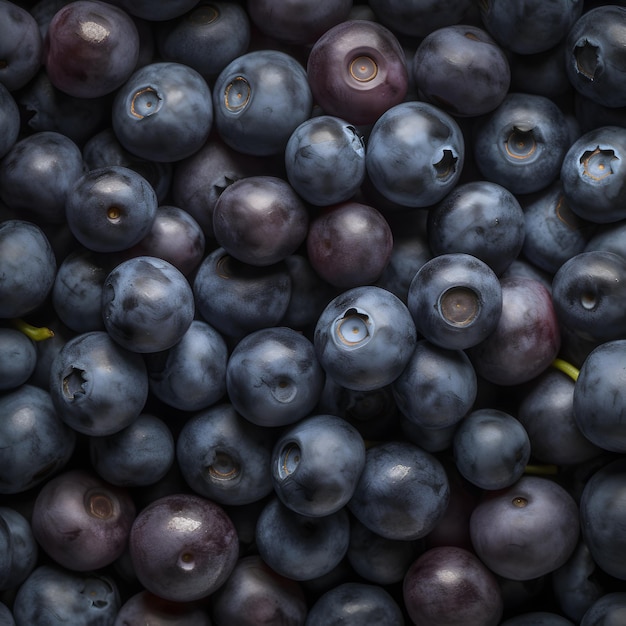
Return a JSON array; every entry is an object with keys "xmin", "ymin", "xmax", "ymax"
[{"xmin": 2, "ymin": 0, "xmax": 626, "ymax": 624}]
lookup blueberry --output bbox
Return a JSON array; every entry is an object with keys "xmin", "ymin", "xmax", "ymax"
[
  {"xmin": 144, "ymin": 319, "xmax": 228, "ymax": 412},
  {"xmin": 452, "ymin": 408, "xmax": 531, "ymax": 490},
  {"xmin": 366, "ymin": 100, "xmax": 465, "ymax": 207},
  {"xmin": 412, "ymin": 24, "xmax": 510, "ymax": 117},
  {"xmin": 348, "ymin": 440, "xmax": 450, "ymax": 541},
  {"xmin": 65, "ymin": 165, "xmax": 158, "ymax": 253},
  {"xmin": 407, "ymin": 252, "xmax": 503, "ymax": 350},
  {"xmin": 31, "ymin": 468, "xmax": 136, "ymax": 571},
  {"xmin": 314, "ymin": 285, "xmax": 417, "ymax": 391},
  {"xmin": 102, "ymin": 255, "xmax": 195, "ymax": 353},
  {"xmin": 0, "ymin": 384, "xmax": 76, "ymax": 495},
  {"xmin": 580, "ymin": 591, "xmax": 626, "ymax": 626},
  {"xmin": 107, "ymin": 0, "xmax": 199, "ymax": 21},
  {"xmin": 210, "ymin": 554, "xmax": 307, "ymax": 626},
  {"xmin": 0, "ymin": 219, "xmax": 57, "ymax": 319},
  {"xmin": 115, "ymin": 590, "xmax": 213, "ymax": 625},
  {"xmin": 112, "ymin": 61, "xmax": 213, "ymax": 162},
  {"xmin": 0, "ymin": 327, "xmax": 37, "ymax": 391},
  {"xmin": 284, "ymin": 115, "xmax": 366, "ymax": 206},
  {"xmin": 306, "ymin": 19, "xmax": 408, "ymax": 126},
  {"xmin": 176, "ymin": 403, "xmax": 275, "ymax": 506},
  {"xmin": 48, "ymin": 330, "xmax": 149, "ymax": 436},
  {"xmin": 271, "ymin": 414, "xmax": 366, "ymax": 517},
  {"xmin": 469, "ymin": 476, "xmax": 580, "ymax": 580},
  {"xmin": 213, "ymin": 49, "xmax": 313, "ymax": 156},
  {"xmin": 0, "ymin": 506, "xmax": 38, "ymax": 591},
  {"xmin": 12, "ymin": 564, "xmax": 120, "ymax": 625},
  {"xmin": 226, "ymin": 326, "xmax": 325, "ymax": 428},
  {"xmin": 0, "ymin": 82, "xmax": 19, "ymax": 159},
  {"xmin": 89, "ymin": 413, "xmax": 175, "ymax": 487},
  {"xmin": 306, "ymin": 581, "xmax": 405, "ymax": 626},
  {"xmin": 255, "ymin": 496, "xmax": 351, "ymax": 581},
  {"xmin": 500, "ymin": 612, "xmax": 575, "ymax": 626},
  {"xmin": 129, "ymin": 493, "xmax": 239, "ymax": 602}
]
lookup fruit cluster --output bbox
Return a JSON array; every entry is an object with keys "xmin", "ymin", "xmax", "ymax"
[{"xmin": 1, "ymin": 0, "xmax": 626, "ymax": 624}]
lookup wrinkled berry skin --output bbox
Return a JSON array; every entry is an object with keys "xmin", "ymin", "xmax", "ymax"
[
  {"xmin": 102, "ymin": 256, "xmax": 195, "ymax": 353},
  {"xmin": 113, "ymin": 62, "xmax": 213, "ymax": 162},
  {"xmin": 314, "ymin": 285, "xmax": 417, "ymax": 391},
  {"xmin": 366, "ymin": 101, "xmax": 464, "ymax": 208},
  {"xmin": 31, "ymin": 469, "xmax": 136, "ymax": 572},
  {"xmin": 306, "ymin": 19, "xmax": 408, "ymax": 126},
  {"xmin": 44, "ymin": 0, "xmax": 139, "ymax": 98},
  {"xmin": 129, "ymin": 493, "xmax": 239, "ymax": 602},
  {"xmin": 213, "ymin": 49, "xmax": 312, "ymax": 156},
  {"xmin": 565, "ymin": 5, "xmax": 626, "ymax": 108}
]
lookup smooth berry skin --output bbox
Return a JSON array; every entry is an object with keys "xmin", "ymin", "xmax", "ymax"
[
  {"xmin": 552, "ymin": 251, "xmax": 626, "ymax": 344},
  {"xmin": 0, "ymin": 507, "xmax": 38, "ymax": 591},
  {"xmin": 144, "ymin": 319, "xmax": 228, "ymax": 412},
  {"xmin": 31, "ymin": 468, "xmax": 136, "ymax": 572},
  {"xmin": 565, "ymin": 6, "xmax": 626, "ymax": 108},
  {"xmin": 0, "ymin": 328, "xmax": 37, "ymax": 391},
  {"xmin": 156, "ymin": 1, "xmax": 251, "ymax": 81},
  {"xmin": 49, "ymin": 330, "xmax": 149, "ymax": 437},
  {"xmin": 521, "ymin": 180, "xmax": 594, "ymax": 275},
  {"xmin": 285, "ymin": 115, "xmax": 366, "ymax": 207},
  {"xmin": 452, "ymin": 408, "xmax": 531, "ymax": 491},
  {"xmin": 108, "ymin": 0, "xmax": 199, "ymax": 21},
  {"xmin": 115, "ymin": 590, "xmax": 212, "ymax": 626},
  {"xmin": 213, "ymin": 175, "xmax": 309, "ymax": 267},
  {"xmin": 65, "ymin": 165, "xmax": 158, "ymax": 253},
  {"xmin": 213, "ymin": 50, "xmax": 313, "ymax": 156},
  {"xmin": 473, "ymin": 92, "xmax": 572, "ymax": 195},
  {"xmin": 366, "ymin": 100, "xmax": 464, "ymax": 208},
  {"xmin": 573, "ymin": 339, "xmax": 626, "ymax": 453},
  {"xmin": 480, "ymin": 0, "xmax": 583, "ymax": 55},
  {"xmin": 112, "ymin": 62, "xmax": 213, "ymax": 163},
  {"xmin": 403, "ymin": 546, "xmax": 503, "ymax": 626},
  {"xmin": 0, "ymin": 131, "xmax": 85, "ymax": 224},
  {"xmin": 517, "ymin": 369, "xmax": 600, "ymax": 466},
  {"xmin": 247, "ymin": 0, "xmax": 352, "ymax": 45},
  {"xmin": 314, "ymin": 285, "xmax": 417, "ymax": 392},
  {"xmin": 102, "ymin": 256, "xmax": 195, "ymax": 354},
  {"xmin": 306, "ymin": 19, "xmax": 408, "ymax": 126},
  {"xmin": 0, "ymin": 0, "xmax": 43, "ymax": 91},
  {"xmin": 123, "ymin": 205, "xmax": 206, "ymax": 277},
  {"xmin": 578, "ymin": 458, "xmax": 626, "ymax": 582},
  {"xmin": 226, "ymin": 326, "xmax": 324, "ymax": 428},
  {"xmin": 348, "ymin": 441, "xmax": 450, "ymax": 541},
  {"xmin": 0, "ymin": 385, "xmax": 76, "ymax": 495},
  {"xmin": 470, "ymin": 476, "xmax": 580, "ymax": 581},
  {"xmin": 44, "ymin": 0, "xmax": 139, "ymax": 99},
  {"xmin": 468, "ymin": 276, "xmax": 561, "ymax": 387},
  {"xmin": 193, "ymin": 248, "xmax": 292, "ymax": 339},
  {"xmin": 306, "ymin": 202, "xmax": 393, "ymax": 289},
  {"xmin": 210, "ymin": 554, "xmax": 307, "ymax": 626},
  {"xmin": 0, "ymin": 83, "xmax": 20, "ymax": 159},
  {"xmin": 255, "ymin": 497, "xmax": 350, "ymax": 581},
  {"xmin": 89, "ymin": 414, "xmax": 175, "ymax": 487},
  {"xmin": 560, "ymin": 125, "xmax": 626, "ymax": 224},
  {"xmin": 413, "ymin": 24, "xmax": 510, "ymax": 118},
  {"xmin": 407, "ymin": 253, "xmax": 503, "ymax": 350},
  {"xmin": 307, "ymin": 582, "xmax": 405, "ymax": 626},
  {"xmin": 392, "ymin": 340, "xmax": 477, "ymax": 430},
  {"xmin": 129, "ymin": 493, "xmax": 239, "ymax": 602},
  {"xmin": 12, "ymin": 565, "xmax": 120, "ymax": 626},
  {"xmin": 176, "ymin": 403, "xmax": 275, "ymax": 506},
  {"xmin": 581, "ymin": 593, "xmax": 626, "ymax": 626},
  {"xmin": 271, "ymin": 414, "xmax": 366, "ymax": 518},
  {"xmin": 427, "ymin": 180, "xmax": 525, "ymax": 276},
  {"xmin": 0, "ymin": 219, "xmax": 57, "ymax": 319}
]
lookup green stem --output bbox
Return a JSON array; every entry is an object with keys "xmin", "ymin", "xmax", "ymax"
[
  {"xmin": 11, "ymin": 318, "xmax": 55, "ymax": 342},
  {"xmin": 551, "ymin": 358, "xmax": 580, "ymax": 382},
  {"xmin": 524, "ymin": 464, "xmax": 559, "ymax": 476}
]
